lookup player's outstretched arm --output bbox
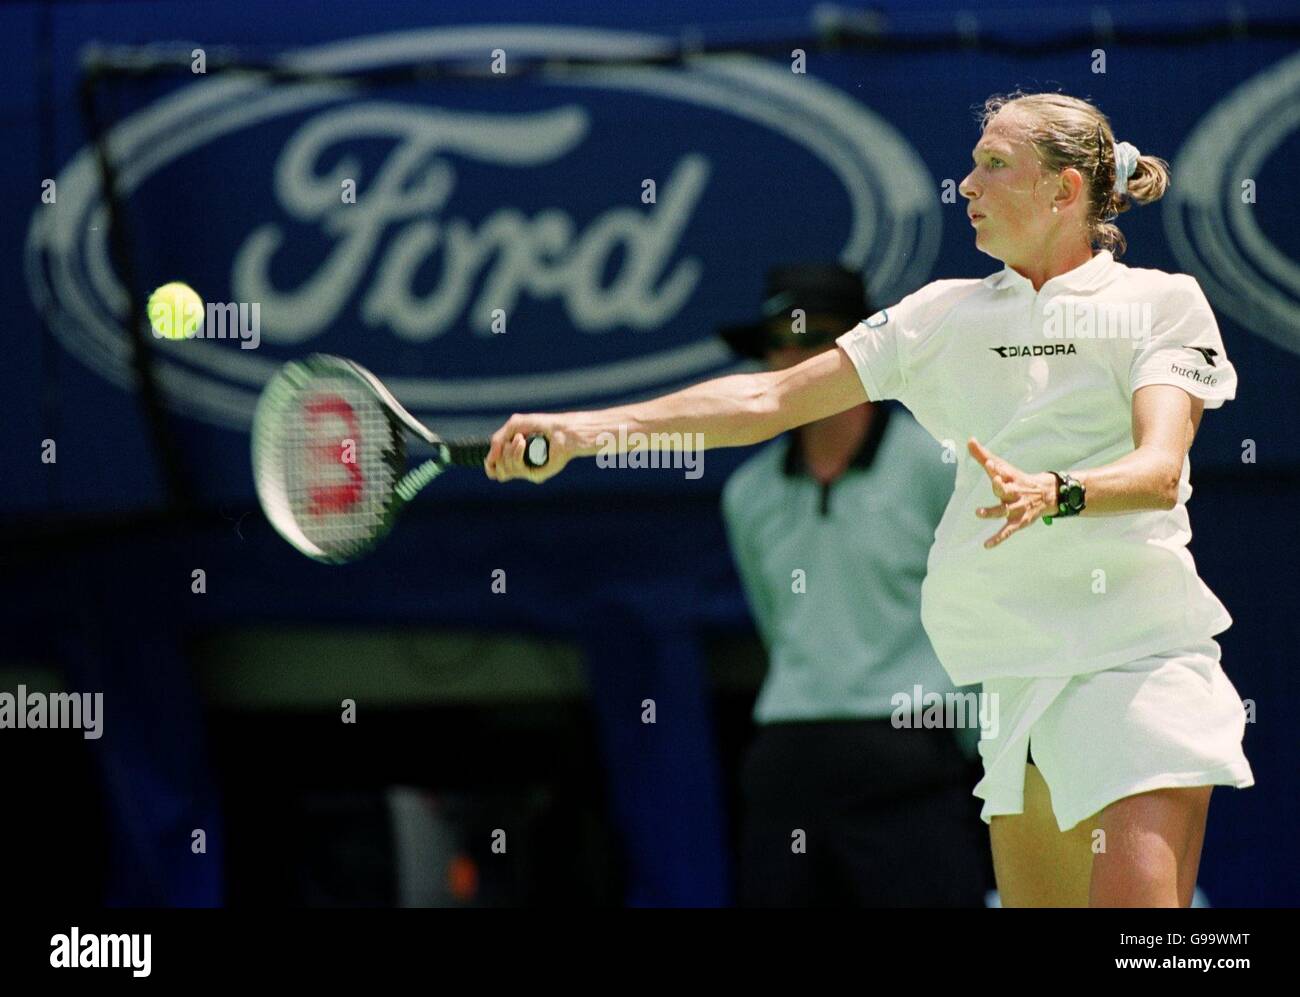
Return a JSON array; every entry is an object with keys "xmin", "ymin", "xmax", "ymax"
[{"xmin": 485, "ymin": 345, "xmax": 869, "ymax": 483}]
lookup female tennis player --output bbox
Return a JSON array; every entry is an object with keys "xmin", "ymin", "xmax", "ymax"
[{"xmin": 484, "ymin": 91, "xmax": 1254, "ymax": 907}]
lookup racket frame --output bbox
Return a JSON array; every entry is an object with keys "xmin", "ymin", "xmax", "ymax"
[
  {"xmin": 253, "ymin": 354, "xmax": 442, "ymax": 564},
  {"xmin": 253, "ymin": 353, "xmax": 544, "ymax": 564}
]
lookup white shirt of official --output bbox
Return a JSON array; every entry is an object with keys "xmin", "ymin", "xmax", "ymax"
[{"xmin": 836, "ymin": 250, "xmax": 1236, "ymax": 686}]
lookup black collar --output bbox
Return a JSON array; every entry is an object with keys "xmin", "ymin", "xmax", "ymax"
[{"xmin": 782, "ymin": 403, "xmax": 891, "ymax": 478}]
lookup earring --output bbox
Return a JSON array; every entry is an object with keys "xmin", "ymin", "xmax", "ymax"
[{"xmin": 1052, "ymin": 204, "xmax": 1058, "ymax": 214}]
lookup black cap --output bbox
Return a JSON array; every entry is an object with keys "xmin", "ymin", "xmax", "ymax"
[{"xmin": 717, "ymin": 263, "xmax": 872, "ymax": 360}]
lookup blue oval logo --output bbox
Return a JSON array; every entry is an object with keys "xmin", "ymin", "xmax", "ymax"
[{"xmin": 27, "ymin": 26, "xmax": 940, "ymax": 433}]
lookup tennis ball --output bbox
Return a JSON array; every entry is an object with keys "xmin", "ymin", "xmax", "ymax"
[{"xmin": 147, "ymin": 282, "xmax": 204, "ymax": 340}]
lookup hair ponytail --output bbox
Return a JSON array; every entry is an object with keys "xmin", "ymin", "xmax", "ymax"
[{"xmin": 979, "ymin": 92, "xmax": 1170, "ymax": 258}]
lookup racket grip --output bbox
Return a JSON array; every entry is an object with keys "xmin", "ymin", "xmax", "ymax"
[{"xmin": 445, "ymin": 433, "xmax": 549, "ymax": 469}]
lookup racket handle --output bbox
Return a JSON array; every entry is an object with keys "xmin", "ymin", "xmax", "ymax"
[{"xmin": 445, "ymin": 433, "xmax": 549, "ymax": 469}]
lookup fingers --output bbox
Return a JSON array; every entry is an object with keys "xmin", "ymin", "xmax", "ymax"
[
  {"xmin": 967, "ymin": 438, "xmax": 1050, "ymax": 547},
  {"xmin": 969, "ymin": 437, "xmax": 1014, "ymax": 482},
  {"xmin": 485, "ymin": 419, "xmax": 512, "ymax": 479},
  {"xmin": 491, "ymin": 433, "xmax": 528, "ymax": 481},
  {"xmin": 977, "ymin": 494, "xmax": 1044, "ymax": 547},
  {"xmin": 485, "ymin": 416, "xmax": 524, "ymax": 481},
  {"xmin": 970, "ymin": 438, "xmax": 996, "ymax": 480},
  {"xmin": 967, "ymin": 437, "xmax": 1001, "ymax": 475},
  {"xmin": 981, "ymin": 500, "xmax": 1021, "ymax": 546},
  {"xmin": 983, "ymin": 518, "xmax": 1024, "ymax": 549},
  {"xmin": 988, "ymin": 474, "xmax": 1028, "ymax": 504},
  {"xmin": 509, "ymin": 433, "xmax": 529, "ymax": 480},
  {"xmin": 485, "ymin": 416, "xmax": 556, "ymax": 483}
]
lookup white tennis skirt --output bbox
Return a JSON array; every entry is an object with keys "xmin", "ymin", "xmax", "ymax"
[{"xmin": 973, "ymin": 638, "xmax": 1254, "ymax": 832}]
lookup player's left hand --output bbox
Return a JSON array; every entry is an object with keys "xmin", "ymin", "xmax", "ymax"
[{"xmin": 968, "ymin": 438, "xmax": 1058, "ymax": 549}]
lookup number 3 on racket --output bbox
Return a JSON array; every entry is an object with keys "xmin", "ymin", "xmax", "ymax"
[{"xmin": 251, "ymin": 353, "xmax": 548, "ymax": 563}]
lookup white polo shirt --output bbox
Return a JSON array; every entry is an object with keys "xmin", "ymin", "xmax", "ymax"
[{"xmin": 836, "ymin": 250, "xmax": 1237, "ymax": 686}]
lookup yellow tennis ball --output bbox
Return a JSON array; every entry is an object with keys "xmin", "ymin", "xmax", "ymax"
[{"xmin": 147, "ymin": 282, "xmax": 204, "ymax": 340}]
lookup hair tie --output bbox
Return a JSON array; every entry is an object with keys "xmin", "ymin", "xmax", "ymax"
[{"xmin": 1113, "ymin": 141, "xmax": 1140, "ymax": 193}]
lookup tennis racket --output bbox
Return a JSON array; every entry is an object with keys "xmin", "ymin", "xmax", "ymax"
[{"xmin": 252, "ymin": 353, "xmax": 548, "ymax": 563}]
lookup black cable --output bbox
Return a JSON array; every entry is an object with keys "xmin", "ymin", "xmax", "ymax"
[
  {"xmin": 36, "ymin": 0, "xmax": 62, "ymax": 511},
  {"xmin": 76, "ymin": 64, "xmax": 196, "ymax": 516},
  {"xmin": 76, "ymin": 13, "xmax": 1300, "ymax": 87}
]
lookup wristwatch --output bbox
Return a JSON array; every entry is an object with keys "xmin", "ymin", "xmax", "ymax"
[{"xmin": 1042, "ymin": 471, "xmax": 1085, "ymax": 525}]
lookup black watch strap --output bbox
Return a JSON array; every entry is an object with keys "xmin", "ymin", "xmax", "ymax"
[{"xmin": 1043, "ymin": 471, "xmax": 1085, "ymax": 525}]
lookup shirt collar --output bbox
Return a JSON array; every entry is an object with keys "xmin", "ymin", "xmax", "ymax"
[
  {"xmin": 981, "ymin": 249, "xmax": 1115, "ymax": 293},
  {"xmin": 783, "ymin": 404, "xmax": 891, "ymax": 478}
]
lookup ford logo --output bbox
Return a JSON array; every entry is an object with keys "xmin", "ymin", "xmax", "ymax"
[
  {"xmin": 1164, "ymin": 47, "xmax": 1300, "ymax": 359},
  {"xmin": 27, "ymin": 26, "xmax": 940, "ymax": 433}
]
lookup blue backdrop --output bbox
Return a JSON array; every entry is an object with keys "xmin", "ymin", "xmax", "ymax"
[{"xmin": 3, "ymin": 0, "xmax": 1297, "ymax": 905}]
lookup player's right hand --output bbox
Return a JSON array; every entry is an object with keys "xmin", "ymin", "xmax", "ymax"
[{"xmin": 485, "ymin": 413, "xmax": 575, "ymax": 484}]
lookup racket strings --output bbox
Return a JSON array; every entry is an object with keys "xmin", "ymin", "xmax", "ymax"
[{"xmin": 260, "ymin": 369, "xmax": 402, "ymax": 560}]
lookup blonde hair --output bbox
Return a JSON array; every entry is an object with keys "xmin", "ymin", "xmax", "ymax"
[{"xmin": 979, "ymin": 91, "xmax": 1170, "ymax": 257}]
